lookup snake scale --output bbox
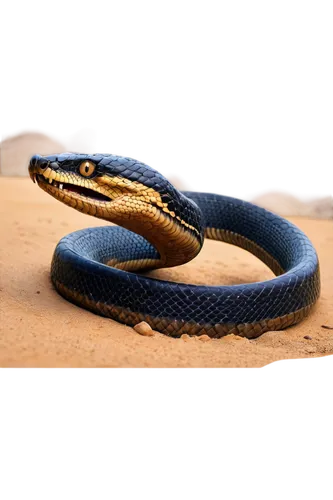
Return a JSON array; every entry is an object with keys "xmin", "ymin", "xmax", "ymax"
[{"xmin": 29, "ymin": 153, "xmax": 320, "ymax": 338}]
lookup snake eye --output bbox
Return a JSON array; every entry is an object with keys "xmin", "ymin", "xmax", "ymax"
[{"xmin": 79, "ymin": 161, "xmax": 96, "ymax": 177}]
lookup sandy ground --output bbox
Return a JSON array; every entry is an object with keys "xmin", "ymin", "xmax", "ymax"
[{"xmin": 1, "ymin": 177, "xmax": 332, "ymax": 367}]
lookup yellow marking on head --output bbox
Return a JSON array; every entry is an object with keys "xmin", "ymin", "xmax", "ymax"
[{"xmin": 33, "ymin": 166, "xmax": 200, "ymax": 237}]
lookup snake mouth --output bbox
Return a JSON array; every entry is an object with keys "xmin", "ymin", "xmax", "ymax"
[{"xmin": 36, "ymin": 174, "xmax": 111, "ymax": 202}]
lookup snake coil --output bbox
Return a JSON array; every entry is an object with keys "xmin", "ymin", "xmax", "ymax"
[{"xmin": 29, "ymin": 153, "xmax": 320, "ymax": 338}]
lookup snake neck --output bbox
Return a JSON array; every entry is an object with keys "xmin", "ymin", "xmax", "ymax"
[{"xmin": 109, "ymin": 211, "xmax": 203, "ymax": 269}]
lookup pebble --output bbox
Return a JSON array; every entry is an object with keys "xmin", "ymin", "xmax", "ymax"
[
  {"xmin": 198, "ymin": 334, "xmax": 211, "ymax": 342},
  {"xmin": 180, "ymin": 334, "xmax": 192, "ymax": 341},
  {"xmin": 221, "ymin": 334, "xmax": 248, "ymax": 343},
  {"xmin": 304, "ymin": 335, "xmax": 312, "ymax": 340},
  {"xmin": 133, "ymin": 321, "xmax": 155, "ymax": 336}
]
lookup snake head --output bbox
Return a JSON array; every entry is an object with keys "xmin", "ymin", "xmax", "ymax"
[
  {"xmin": 29, "ymin": 152, "xmax": 204, "ymax": 265},
  {"xmin": 28, "ymin": 153, "xmax": 117, "ymax": 205}
]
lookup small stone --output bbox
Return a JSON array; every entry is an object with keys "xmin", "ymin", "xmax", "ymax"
[
  {"xmin": 304, "ymin": 335, "xmax": 312, "ymax": 340},
  {"xmin": 133, "ymin": 321, "xmax": 154, "ymax": 336},
  {"xmin": 221, "ymin": 334, "xmax": 248, "ymax": 343},
  {"xmin": 36, "ymin": 290, "xmax": 40, "ymax": 294},
  {"xmin": 321, "ymin": 325, "xmax": 333, "ymax": 330},
  {"xmin": 180, "ymin": 334, "xmax": 191, "ymax": 341},
  {"xmin": 198, "ymin": 334, "xmax": 211, "ymax": 342}
]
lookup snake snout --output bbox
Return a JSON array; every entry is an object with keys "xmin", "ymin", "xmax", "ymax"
[
  {"xmin": 29, "ymin": 154, "xmax": 47, "ymax": 168},
  {"xmin": 29, "ymin": 157, "xmax": 50, "ymax": 181},
  {"xmin": 29, "ymin": 154, "xmax": 41, "ymax": 165},
  {"xmin": 29, "ymin": 155, "xmax": 60, "ymax": 182}
]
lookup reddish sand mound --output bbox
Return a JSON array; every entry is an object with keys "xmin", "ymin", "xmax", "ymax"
[
  {"xmin": 249, "ymin": 188, "xmax": 333, "ymax": 217},
  {"xmin": 0, "ymin": 132, "xmax": 65, "ymax": 176}
]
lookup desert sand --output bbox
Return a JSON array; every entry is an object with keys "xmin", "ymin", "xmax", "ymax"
[
  {"xmin": 1, "ymin": 177, "xmax": 332, "ymax": 367},
  {"xmin": 0, "ymin": 129, "xmax": 333, "ymax": 369}
]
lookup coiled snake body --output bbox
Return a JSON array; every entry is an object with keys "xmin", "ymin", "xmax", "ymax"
[{"xmin": 29, "ymin": 153, "xmax": 320, "ymax": 338}]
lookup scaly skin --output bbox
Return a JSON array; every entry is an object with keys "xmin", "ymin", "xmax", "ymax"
[{"xmin": 28, "ymin": 153, "xmax": 320, "ymax": 338}]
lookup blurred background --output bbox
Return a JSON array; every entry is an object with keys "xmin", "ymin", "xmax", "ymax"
[{"xmin": 0, "ymin": 128, "xmax": 333, "ymax": 218}]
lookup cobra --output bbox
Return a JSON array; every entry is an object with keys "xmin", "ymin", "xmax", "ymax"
[{"xmin": 28, "ymin": 153, "xmax": 320, "ymax": 338}]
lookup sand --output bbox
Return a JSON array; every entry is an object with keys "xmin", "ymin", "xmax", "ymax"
[{"xmin": 1, "ymin": 177, "xmax": 332, "ymax": 367}]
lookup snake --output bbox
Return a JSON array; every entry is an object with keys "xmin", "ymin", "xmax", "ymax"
[{"xmin": 28, "ymin": 153, "xmax": 320, "ymax": 339}]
